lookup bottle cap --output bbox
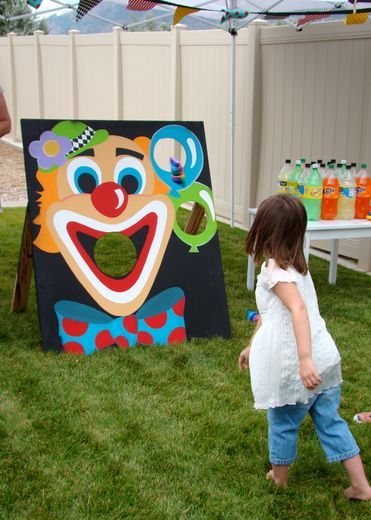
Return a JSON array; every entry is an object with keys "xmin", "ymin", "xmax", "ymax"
[
  {"xmin": 329, "ymin": 163, "xmax": 335, "ymax": 169},
  {"xmin": 320, "ymin": 163, "xmax": 326, "ymax": 167},
  {"xmin": 285, "ymin": 159, "xmax": 291, "ymax": 163},
  {"xmin": 296, "ymin": 160, "xmax": 301, "ymax": 165},
  {"xmin": 340, "ymin": 159, "xmax": 347, "ymax": 164},
  {"xmin": 312, "ymin": 163, "xmax": 318, "ymax": 168},
  {"xmin": 305, "ymin": 163, "xmax": 311, "ymax": 168},
  {"xmin": 351, "ymin": 162, "xmax": 356, "ymax": 167},
  {"xmin": 346, "ymin": 165, "xmax": 351, "ymax": 169},
  {"xmin": 360, "ymin": 163, "xmax": 367, "ymax": 168},
  {"xmin": 300, "ymin": 158, "xmax": 306, "ymax": 163}
]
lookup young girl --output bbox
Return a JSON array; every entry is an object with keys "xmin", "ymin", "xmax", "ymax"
[{"xmin": 239, "ymin": 194, "xmax": 371, "ymax": 500}]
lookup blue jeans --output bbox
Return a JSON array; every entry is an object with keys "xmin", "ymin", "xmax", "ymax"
[{"xmin": 268, "ymin": 386, "xmax": 360, "ymax": 465}]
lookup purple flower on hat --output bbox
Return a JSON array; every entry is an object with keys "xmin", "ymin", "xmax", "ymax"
[{"xmin": 29, "ymin": 131, "xmax": 72, "ymax": 171}]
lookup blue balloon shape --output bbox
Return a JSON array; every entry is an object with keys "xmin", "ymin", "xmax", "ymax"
[{"xmin": 150, "ymin": 125, "xmax": 204, "ymax": 197}]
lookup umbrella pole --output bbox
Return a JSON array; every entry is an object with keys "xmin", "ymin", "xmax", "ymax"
[
  {"xmin": 229, "ymin": 0, "xmax": 238, "ymax": 228},
  {"xmin": 230, "ymin": 29, "xmax": 236, "ymax": 228}
]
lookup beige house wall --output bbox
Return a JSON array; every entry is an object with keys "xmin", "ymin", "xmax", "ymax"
[{"xmin": 1, "ymin": 20, "xmax": 371, "ymax": 269}]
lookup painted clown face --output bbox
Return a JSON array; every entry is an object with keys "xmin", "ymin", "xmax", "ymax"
[{"xmin": 43, "ymin": 135, "xmax": 175, "ymax": 316}]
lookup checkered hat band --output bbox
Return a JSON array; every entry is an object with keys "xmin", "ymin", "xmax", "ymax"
[{"xmin": 70, "ymin": 126, "xmax": 95, "ymax": 153}]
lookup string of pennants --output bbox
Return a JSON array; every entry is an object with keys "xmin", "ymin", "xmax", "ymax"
[{"xmin": 24, "ymin": 1, "xmax": 371, "ymax": 30}]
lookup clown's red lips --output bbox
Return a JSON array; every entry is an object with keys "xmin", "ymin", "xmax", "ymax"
[
  {"xmin": 66, "ymin": 211, "xmax": 157, "ymax": 292},
  {"xmin": 47, "ymin": 197, "xmax": 174, "ymax": 316}
]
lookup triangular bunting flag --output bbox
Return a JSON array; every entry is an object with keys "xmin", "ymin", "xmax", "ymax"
[
  {"xmin": 345, "ymin": 0, "xmax": 369, "ymax": 24},
  {"xmin": 127, "ymin": 0, "xmax": 157, "ymax": 11},
  {"xmin": 344, "ymin": 12, "xmax": 368, "ymax": 24},
  {"xmin": 76, "ymin": 0, "xmax": 103, "ymax": 21},
  {"xmin": 173, "ymin": 6, "xmax": 199, "ymax": 26},
  {"xmin": 296, "ymin": 13, "xmax": 331, "ymax": 30}
]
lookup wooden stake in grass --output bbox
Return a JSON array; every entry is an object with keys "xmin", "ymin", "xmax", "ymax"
[{"xmin": 11, "ymin": 207, "xmax": 33, "ymax": 312}]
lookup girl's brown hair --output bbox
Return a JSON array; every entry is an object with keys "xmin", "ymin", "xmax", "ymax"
[{"xmin": 245, "ymin": 194, "xmax": 308, "ymax": 275}]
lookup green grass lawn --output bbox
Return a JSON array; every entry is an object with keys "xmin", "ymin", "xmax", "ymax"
[{"xmin": 0, "ymin": 207, "xmax": 370, "ymax": 520}]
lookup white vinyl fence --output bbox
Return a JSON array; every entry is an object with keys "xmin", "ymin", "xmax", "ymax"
[{"xmin": 1, "ymin": 20, "xmax": 371, "ymax": 269}]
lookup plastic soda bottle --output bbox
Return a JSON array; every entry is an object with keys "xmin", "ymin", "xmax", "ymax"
[
  {"xmin": 297, "ymin": 163, "xmax": 311, "ymax": 199},
  {"xmin": 355, "ymin": 163, "xmax": 370, "ymax": 219},
  {"xmin": 288, "ymin": 160, "xmax": 302, "ymax": 197},
  {"xmin": 321, "ymin": 163, "xmax": 339, "ymax": 220},
  {"xmin": 319, "ymin": 162, "xmax": 327, "ymax": 178},
  {"xmin": 350, "ymin": 162, "xmax": 357, "ymax": 178},
  {"xmin": 299, "ymin": 163, "xmax": 322, "ymax": 220},
  {"xmin": 338, "ymin": 165, "xmax": 356, "ymax": 219},
  {"xmin": 277, "ymin": 159, "xmax": 292, "ymax": 193}
]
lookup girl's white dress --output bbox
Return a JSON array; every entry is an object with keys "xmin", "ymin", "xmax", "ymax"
[{"xmin": 249, "ymin": 259, "xmax": 342, "ymax": 409}]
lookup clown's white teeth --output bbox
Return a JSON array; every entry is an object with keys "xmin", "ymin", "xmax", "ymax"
[{"xmin": 52, "ymin": 200, "xmax": 168, "ymax": 304}]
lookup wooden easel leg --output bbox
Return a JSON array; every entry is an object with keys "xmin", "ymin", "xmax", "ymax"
[
  {"xmin": 11, "ymin": 207, "xmax": 33, "ymax": 312},
  {"xmin": 184, "ymin": 202, "xmax": 205, "ymax": 235}
]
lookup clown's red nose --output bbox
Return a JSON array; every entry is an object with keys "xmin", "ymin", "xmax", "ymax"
[{"xmin": 91, "ymin": 182, "xmax": 128, "ymax": 218}]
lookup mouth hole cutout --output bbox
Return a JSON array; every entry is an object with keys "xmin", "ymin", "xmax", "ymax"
[
  {"xmin": 94, "ymin": 233, "xmax": 138, "ymax": 278},
  {"xmin": 176, "ymin": 203, "xmax": 207, "ymax": 235}
]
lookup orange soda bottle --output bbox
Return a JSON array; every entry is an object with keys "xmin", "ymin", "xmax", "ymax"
[
  {"xmin": 321, "ymin": 163, "xmax": 339, "ymax": 220},
  {"xmin": 355, "ymin": 163, "xmax": 370, "ymax": 219}
]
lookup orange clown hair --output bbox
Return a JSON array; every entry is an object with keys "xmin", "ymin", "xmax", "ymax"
[{"xmin": 33, "ymin": 169, "xmax": 60, "ymax": 253}]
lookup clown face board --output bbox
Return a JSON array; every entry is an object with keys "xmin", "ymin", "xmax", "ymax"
[{"xmin": 21, "ymin": 120, "xmax": 231, "ymax": 354}]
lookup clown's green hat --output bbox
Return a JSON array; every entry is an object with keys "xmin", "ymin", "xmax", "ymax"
[{"xmin": 52, "ymin": 121, "xmax": 109, "ymax": 159}]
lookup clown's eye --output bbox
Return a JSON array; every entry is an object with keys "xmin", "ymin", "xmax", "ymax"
[
  {"xmin": 67, "ymin": 157, "xmax": 102, "ymax": 195},
  {"xmin": 114, "ymin": 157, "xmax": 145, "ymax": 195},
  {"xmin": 75, "ymin": 167, "xmax": 99, "ymax": 193}
]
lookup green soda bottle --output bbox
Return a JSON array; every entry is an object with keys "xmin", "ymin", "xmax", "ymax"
[
  {"xmin": 300, "ymin": 163, "xmax": 323, "ymax": 220},
  {"xmin": 288, "ymin": 160, "xmax": 302, "ymax": 197}
]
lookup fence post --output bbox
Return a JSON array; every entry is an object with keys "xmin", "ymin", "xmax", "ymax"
[
  {"xmin": 244, "ymin": 20, "xmax": 267, "ymax": 223},
  {"xmin": 33, "ymin": 30, "xmax": 44, "ymax": 119},
  {"xmin": 68, "ymin": 29, "xmax": 80, "ymax": 119},
  {"xmin": 113, "ymin": 26, "xmax": 124, "ymax": 120},
  {"xmin": 7, "ymin": 32, "xmax": 17, "ymax": 141}
]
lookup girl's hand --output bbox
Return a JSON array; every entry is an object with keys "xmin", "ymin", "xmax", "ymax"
[
  {"xmin": 299, "ymin": 358, "xmax": 322, "ymax": 389},
  {"xmin": 239, "ymin": 347, "xmax": 250, "ymax": 371}
]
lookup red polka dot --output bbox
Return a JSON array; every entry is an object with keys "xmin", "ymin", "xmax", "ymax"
[
  {"xmin": 168, "ymin": 327, "xmax": 186, "ymax": 344},
  {"xmin": 95, "ymin": 330, "xmax": 115, "ymax": 350},
  {"xmin": 123, "ymin": 315, "xmax": 138, "ymax": 334},
  {"xmin": 137, "ymin": 331, "xmax": 154, "ymax": 345},
  {"xmin": 62, "ymin": 318, "xmax": 88, "ymax": 337},
  {"xmin": 116, "ymin": 336, "xmax": 129, "ymax": 349},
  {"xmin": 173, "ymin": 297, "xmax": 185, "ymax": 317},
  {"xmin": 144, "ymin": 312, "xmax": 167, "ymax": 329},
  {"xmin": 63, "ymin": 341, "xmax": 84, "ymax": 355}
]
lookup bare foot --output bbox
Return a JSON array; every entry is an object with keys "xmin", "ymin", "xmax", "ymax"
[
  {"xmin": 344, "ymin": 485, "xmax": 371, "ymax": 501},
  {"xmin": 353, "ymin": 412, "xmax": 371, "ymax": 424},
  {"xmin": 266, "ymin": 469, "xmax": 288, "ymax": 489}
]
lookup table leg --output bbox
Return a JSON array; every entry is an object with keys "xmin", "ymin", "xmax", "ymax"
[
  {"xmin": 303, "ymin": 232, "xmax": 310, "ymax": 262},
  {"xmin": 329, "ymin": 239, "xmax": 339, "ymax": 285},
  {"xmin": 247, "ymin": 255, "xmax": 255, "ymax": 291}
]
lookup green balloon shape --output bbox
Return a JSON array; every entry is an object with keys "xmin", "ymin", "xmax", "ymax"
[{"xmin": 171, "ymin": 182, "xmax": 217, "ymax": 253}]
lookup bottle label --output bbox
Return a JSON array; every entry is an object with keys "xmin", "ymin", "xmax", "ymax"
[
  {"xmin": 356, "ymin": 185, "xmax": 367, "ymax": 197},
  {"xmin": 277, "ymin": 180, "xmax": 288, "ymax": 193},
  {"xmin": 299, "ymin": 186, "xmax": 322, "ymax": 199},
  {"xmin": 339, "ymin": 186, "xmax": 356, "ymax": 199},
  {"xmin": 288, "ymin": 182, "xmax": 297, "ymax": 196},
  {"xmin": 323, "ymin": 186, "xmax": 338, "ymax": 198}
]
